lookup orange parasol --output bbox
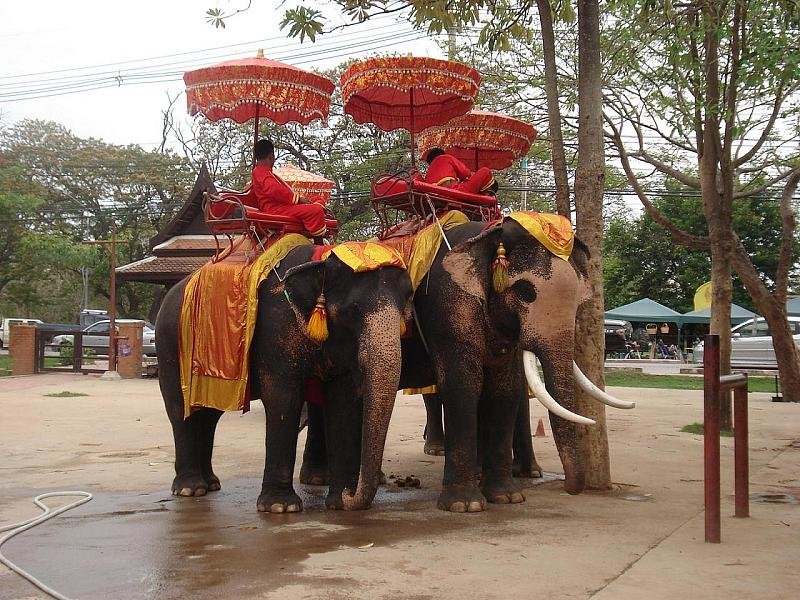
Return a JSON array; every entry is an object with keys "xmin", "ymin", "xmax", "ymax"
[
  {"xmin": 184, "ymin": 49, "xmax": 335, "ymax": 156},
  {"xmin": 417, "ymin": 110, "xmax": 538, "ymax": 171},
  {"xmin": 274, "ymin": 163, "xmax": 335, "ymax": 205},
  {"xmin": 340, "ymin": 56, "xmax": 480, "ymax": 167}
]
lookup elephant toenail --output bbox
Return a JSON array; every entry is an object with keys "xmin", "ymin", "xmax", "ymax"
[
  {"xmin": 450, "ymin": 501, "xmax": 466, "ymax": 513},
  {"xmin": 494, "ymin": 495, "xmax": 510, "ymax": 504},
  {"xmin": 194, "ymin": 488, "xmax": 207, "ymax": 497},
  {"xmin": 467, "ymin": 501, "xmax": 484, "ymax": 512},
  {"xmin": 286, "ymin": 504, "xmax": 301, "ymax": 513},
  {"xmin": 257, "ymin": 504, "xmax": 267, "ymax": 512},
  {"xmin": 179, "ymin": 487, "xmax": 193, "ymax": 497},
  {"xmin": 511, "ymin": 492, "xmax": 525, "ymax": 503},
  {"xmin": 270, "ymin": 503, "xmax": 285, "ymax": 513}
]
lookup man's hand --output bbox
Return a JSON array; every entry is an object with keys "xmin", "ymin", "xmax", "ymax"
[{"xmin": 298, "ymin": 196, "xmax": 311, "ymax": 204}]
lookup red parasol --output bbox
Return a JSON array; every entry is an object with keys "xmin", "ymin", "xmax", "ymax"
[
  {"xmin": 339, "ymin": 56, "xmax": 480, "ymax": 167},
  {"xmin": 184, "ymin": 49, "xmax": 335, "ymax": 155},
  {"xmin": 274, "ymin": 163, "xmax": 335, "ymax": 206},
  {"xmin": 417, "ymin": 110, "xmax": 538, "ymax": 171}
]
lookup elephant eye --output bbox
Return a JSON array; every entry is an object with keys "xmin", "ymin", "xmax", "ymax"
[{"xmin": 512, "ymin": 280, "xmax": 537, "ymax": 303}]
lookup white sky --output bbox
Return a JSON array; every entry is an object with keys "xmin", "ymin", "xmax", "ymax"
[{"xmin": 1, "ymin": 1, "xmax": 442, "ymax": 150}]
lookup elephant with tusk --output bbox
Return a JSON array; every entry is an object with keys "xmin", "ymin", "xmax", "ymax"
[{"xmin": 395, "ymin": 213, "xmax": 633, "ymax": 511}]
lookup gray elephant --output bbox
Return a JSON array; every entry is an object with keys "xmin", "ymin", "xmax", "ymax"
[
  {"xmin": 156, "ymin": 244, "xmax": 412, "ymax": 512},
  {"xmin": 396, "ymin": 214, "xmax": 632, "ymax": 511}
]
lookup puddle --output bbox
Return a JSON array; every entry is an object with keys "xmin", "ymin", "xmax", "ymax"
[
  {"xmin": 619, "ymin": 493, "xmax": 654, "ymax": 502},
  {"xmin": 751, "ymin": 493, "xmax": 798, "ymax": 505}
]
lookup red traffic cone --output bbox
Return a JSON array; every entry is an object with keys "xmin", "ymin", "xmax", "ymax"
[{"xmin": 534, "ymin": 417, "xmax": 546, "ymax": 437}]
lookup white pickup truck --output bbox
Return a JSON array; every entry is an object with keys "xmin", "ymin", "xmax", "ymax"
[{"xmin": 0, "ymin": 318, "xmax": 44, "ymax": 349}]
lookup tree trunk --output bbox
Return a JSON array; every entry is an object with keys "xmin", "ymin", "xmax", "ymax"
[
  {"xmin": 573, "ymin": 0, "xmax": 610, "ymax": 491},
  {"xmin": 535, "ymin": 0, "xmax": 571, "ymax": 217}
]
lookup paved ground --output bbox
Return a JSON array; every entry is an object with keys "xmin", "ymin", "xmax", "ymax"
[{"xmin": 1, "ymin": 373, "xmax": 798, "ymax": 600}]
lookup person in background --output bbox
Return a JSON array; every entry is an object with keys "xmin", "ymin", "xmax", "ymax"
[
  {"xmin": 251, "ymin": 139, "xmax": 327, "ymax": 237},
  {"xmin": 422, "ymin": 147, "xmax": 498, "ymax": 195}
]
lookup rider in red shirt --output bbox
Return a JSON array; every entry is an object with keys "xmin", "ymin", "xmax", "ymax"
[
  {"xmin": 250, "ymin": 139, "xmax": 327, "ymax": 237},
  {"xmin": 422, "ymin": 147, "xmax": 496, "ymax": 195}
]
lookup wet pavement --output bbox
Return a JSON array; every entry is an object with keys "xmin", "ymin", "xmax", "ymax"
[{"xmin": 2, "ymin": 374, "xmax": 799, "ymax": 600}]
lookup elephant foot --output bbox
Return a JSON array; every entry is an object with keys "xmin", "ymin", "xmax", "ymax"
[
  {"xmin": 299, "ymin": 463, "xmax": 328, "ymax": 486},
  {"xmin": 437, "ymin": 484, "xmax": 486, "ymax": 513},
  {"xmin": 424, "ymin": 439, "xmax": 445, "ymax": 456},
  {"xmin": 325, "ymin": 487, "xmax": 346, "ymax": 510},
  {"xmin": 203, "ymin": 471, "xmax": 222, "ymax": 491},
  {"xmin": 257, "ymin": 489, "xmax": 303, "ymax": 513},
  {"xmin": 172, "ymin": 473, "xmax": 209, "ymax": 497},
  {"xmin": 512, "ymin": 460, "xmax": 543, "ymax": 479},
  {"xmin": 481, "ymin": 478, "xmax": 525, "ymax": 504}
]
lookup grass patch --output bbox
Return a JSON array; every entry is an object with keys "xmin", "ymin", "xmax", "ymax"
[
  {"xmin": 44, "ymin": 391, "xmax": 89, "ymax": 398},
  {"xmin": 1, "ymin": 355, "xmax": 72, "ymax": 376},
  {"xmin": 680, "ymin": 422, "xmax": 734, "ymax": 437},
  {"xmin": 605, "ymin": 371, "xmax": 776, "ymax": 393}
]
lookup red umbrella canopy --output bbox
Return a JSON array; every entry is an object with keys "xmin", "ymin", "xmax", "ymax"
[
  {"xmin": 184, "ymin": 50, "xmax": 335, "ymax": 126},
  {"xmin": 417, "ymin": 110, "xmax": 538, "ymax": 171},
  {"xmin": 274, "ymin": 163, "xmax": 334, "ymax": 205},
  {"xmin": 339, "ymin": 56, "xmax": 481, "ymax": 134}
]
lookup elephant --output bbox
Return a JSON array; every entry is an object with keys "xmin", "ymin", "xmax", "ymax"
[
  {"xmin": 298, "ymin": 216, "xmax": 632, "ymax": 513},
  {"xmin": 394, "ymin": 217, "xmax": 632, "ymax": 512},
  {"xmin": 156, "ymin": 244, "xmax": 413, "ymax": 513}
]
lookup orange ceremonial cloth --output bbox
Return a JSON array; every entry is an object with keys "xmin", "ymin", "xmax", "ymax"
[
  {"xmin": 381, "ymin": 211, "xmax": 469, "ymax": 291},
  {"xmin": 179, "ymin": 233, "xmax": 311, "ymax": 418},
  {"xmin": 505, "ymin": 212, "xmax": 574, "ymax": 261},
  {"xmin": 312, "ymin": 241, "xmax": 406, "ymax": 272}
]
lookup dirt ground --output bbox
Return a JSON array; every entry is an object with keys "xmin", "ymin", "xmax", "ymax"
[{"xmin": 1, "ymin": 373, "xmax": 798, "ymax": 600}]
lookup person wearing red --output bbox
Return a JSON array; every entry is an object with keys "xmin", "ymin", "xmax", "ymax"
[
  {"xmin": 422, "ymin": 147, "xmax": 497, "ymax": 195},
  {"xmin": 250, "ymin": 139, "xmax": 327, "ymax": 237}
]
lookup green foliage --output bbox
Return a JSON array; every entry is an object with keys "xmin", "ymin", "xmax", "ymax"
[
  {"xmin": 680, "ymin": 422, "xmax": 734, "ymax": 437},
  {"xmin": 603, "ymin": 190, "xmax": 799, "ymax": 313},
  {"xmin": 44, "ymin": 391, "xmax": 89, "ymax": 397},
  {"xmin": 0, "ymin": 120, "xmax": 194, "ymax": 321},
  {"xmin": 280, "ymin": 6, "xmax": 325, "ymax": 42}
]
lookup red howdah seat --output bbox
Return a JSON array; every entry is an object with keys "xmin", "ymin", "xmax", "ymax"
[
  {"xmin": 371, "ymin": 174, "xmax": 501, "ymax": 232},
  {"xmin": 203, "ymin": 190, "xmax": 339, "ymax": 239}
]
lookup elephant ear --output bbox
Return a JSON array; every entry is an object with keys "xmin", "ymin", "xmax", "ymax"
[
  {"xmin": 282, "ymin": 260, "xmax": 326, "ymax": 338},
  {"xmin": 569, "ymin": 237, "xmax": 592, "ymax": 305},
  {"xmin": 441, "ymin": 225, "xmax": 503, "ymax": 301}
]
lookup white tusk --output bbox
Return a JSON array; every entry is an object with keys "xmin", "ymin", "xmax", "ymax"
[
  {"xmin": 573, "ymin": 362, "xmax": 636, "ymax": 409},
  {"xmin": 523, "ymin": 351, "xmax": 595, "ymax": 426}
]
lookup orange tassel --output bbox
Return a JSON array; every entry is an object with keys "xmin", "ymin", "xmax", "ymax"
[
  {"xmin": 399, "ymin": 317, "xmax": 408, "ymax": 337},
  {"xmin": 307, "ymin": 292, "xmax": 329, "ymax": 344},
  {"xmin": 492, "ymin": 242, "xmax": 510, "ymax": 293}
]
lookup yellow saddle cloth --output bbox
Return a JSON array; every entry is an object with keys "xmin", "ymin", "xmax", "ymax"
[
  {"xmin": 179, "ymin": 234, "xmax": 311, "ymax": 418},
  {"xmin": 380, "ymin": 211, "xmax": 470, "ymax": 291}
]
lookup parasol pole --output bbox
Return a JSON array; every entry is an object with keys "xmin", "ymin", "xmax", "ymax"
[{"xmin": 253, "ymin": 103, "xmax": 260, "ymax": 167}]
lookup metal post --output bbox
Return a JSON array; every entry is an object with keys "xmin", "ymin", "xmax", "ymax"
[
  {"xmin": 734, "ymin": 382, "xmax": 750, "ymax": 518},
  {"xmin": 703, "ymin": 334, "xmax": 721, "ymax": 543}
]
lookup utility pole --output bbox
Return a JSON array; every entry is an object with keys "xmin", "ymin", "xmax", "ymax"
[{"xmin": 83, "ymin": 231, "xmax": 119, "ymax": 380}]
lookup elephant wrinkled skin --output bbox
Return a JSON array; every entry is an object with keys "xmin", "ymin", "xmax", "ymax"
[{"xmin": 156, "ymin": 245, "xmax": 412, "ymax": 513}]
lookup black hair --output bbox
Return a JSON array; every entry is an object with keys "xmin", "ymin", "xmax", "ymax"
[
  {"xmin": 254, "ymin": 139, "xmax": 275, "ymax": 161},
  {"xmin": 423, "ymin": 147, "xmax": 446, "ymax": 164}
]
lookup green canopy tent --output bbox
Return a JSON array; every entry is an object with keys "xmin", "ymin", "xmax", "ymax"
[
  {"xmin": 605, "ymin": 298, "xmax": 684, "ymax": 347},
  {"xmin": 681, "ymin": 303, "xmax": 757, "ymax": 325}
]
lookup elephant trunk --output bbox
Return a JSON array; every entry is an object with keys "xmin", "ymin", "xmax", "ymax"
[
  {"xmin": 522, "ymin": 350, "xmax": 587, "ymax": 494},
  {"xmin": 341, "ymin": 306, "xmax": 402, "ymax": 511}
]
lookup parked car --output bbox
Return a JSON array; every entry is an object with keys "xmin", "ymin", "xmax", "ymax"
[
  {"xmin": 51, "ymin": 319, "xmax": 157, "ymax": 356},
  {"xmin": 0, "ymin": 318, "xmax": 44, "ymax": 349},
  {"xmin": 692, "ymin": 317, "xmax": 800, "ymax": 367}
]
